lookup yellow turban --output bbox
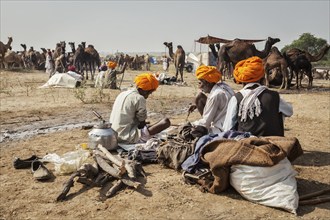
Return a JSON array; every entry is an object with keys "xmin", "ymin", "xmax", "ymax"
[
  {"xmin": 134, "ymin": 73, "xmax": 159, "ymax": 91},
  {"xmin": 196, "ymin": 65, "xmax": 222, "ymax": 83},
  {"xmin": 233, "ymin": 56, "xmax": 265, "ymax": 83},
  {"xmin": 107, "ymin": 61, "xmax": 117, "ymax": 69}
]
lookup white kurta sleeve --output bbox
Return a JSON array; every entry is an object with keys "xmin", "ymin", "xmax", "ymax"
[
  {"xmin": 195, "ymin": 92, "xmax": 225, "ymax": 129},
  {"xmin": 279, "ymin": 98, "xmax": 293, "ymax": 117}
]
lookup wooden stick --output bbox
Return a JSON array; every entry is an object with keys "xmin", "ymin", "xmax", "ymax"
[
  {"xmin": 56, "ymin": 172, "xmax": 80, "ymax": 202},
  {"xmin": 121, "ymin": 176, "xmax": 141, "ymax": 189},
  {"xmin": 106, "ymin": 180, "xmax": 124, "ymax": 197},
  {"xmin": 97, "ymin": 144, "xmax": 123, "ymax": 167},
  {"xmin": 299, "ymin": 196, "xmax": 330, "ymax": 205},
  {"xmin": 95, "ymin": 155, "xmax": 140, "ymax": 189},
  {"xmin": 299, "ymin": 189, "xmax": 330, "ymax": 201},
  {"xmin": 97, "ymin": 144, "xmax": 138, "ymax": 179},
  {"xmin": 77, "ymin": 177, "xmax": 97, "ymax": 186},
  {"xmin": 95, "ymin": 155, "xmax": 122, "ymax": 178},
  {"xmin": 94, "ymin": 172, "xmax": 113, "ymax": 186},
  {"xmin": 77, "ymin": 163, "xmax": 99, "ymax": 178}
]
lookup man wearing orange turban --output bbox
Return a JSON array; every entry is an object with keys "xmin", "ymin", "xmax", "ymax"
[
  {"xmin": 110, "ymin": 73, "xmax": 170, "ymax": 144},
  {"xmin": 105, "ymin": 61, "xmax": 124, "ymax": 89},
  {"xmin": 188, "ymin": 65, "xmax": 234, "ymax": 133},
  {"xmin": 107, "ymin": 61, "xmax": 117, "ymax": 69},
  {"xmin": 223, "ymin": 56, "xmax": 293, "ymax": 136}
]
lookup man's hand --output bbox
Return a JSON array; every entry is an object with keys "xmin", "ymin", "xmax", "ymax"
[
  {"xmin": 138, "ymin": 121, "xmax": 149, "ymax": 129},
  {"xmin": 188, "ymin": 104, "xmax": 197, "ymax": 114}
]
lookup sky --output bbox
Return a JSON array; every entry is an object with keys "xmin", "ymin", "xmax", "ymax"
[{"xmin": 1, "ymin": 0, "xmax": 329, "ymax": 55}]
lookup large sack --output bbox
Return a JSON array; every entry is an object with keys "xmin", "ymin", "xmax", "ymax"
[{"xmin": 230, "ymin": 157, "xmax": 299, "ymax": 214}]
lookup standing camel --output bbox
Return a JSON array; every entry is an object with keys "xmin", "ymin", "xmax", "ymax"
[
  {"xmin": 284, "ymin": 44, "xmax": 330, "ymax": 89},
  {"xmin": 67, "ymin": 42, "xmax": 76, "ymax": 66},
  {"xmin": 53, "ymin": 41, "xmax": 66, "ymax": 72},
  {"xmin": 84, "ymin": 44, "xmax": 101, "ymax": 81},
  {"xmin": 163, "ymin": 42, "xmax": 185, "ymax": 82},
  {"xmin": 74, "ymin": 43, "xmax": 100, "ymax": 80},
  {"xmin": 218, "ymin": 37, "xmax": 280, "ymax": 78},
  {"xmin": 209, "ymin": 43, "xmax": 232, "ymax": 80},
  {"xmin": 263, "ymin": 47, "xmax": 289, "ymax": 90},
  {"xmin": 0, "ymin": 37, "xmax": 13, "ymax": 68}
]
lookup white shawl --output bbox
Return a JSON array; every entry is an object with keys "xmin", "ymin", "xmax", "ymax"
[{"xmin": 238, "ymin": 83, "xmax": 267, "ymax": 122}]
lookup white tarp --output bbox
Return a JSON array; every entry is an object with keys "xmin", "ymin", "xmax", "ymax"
[
  {"xmin": 186, "ymin": 52, "xmax": 217, "ymax": 68},
  {"xmin": 39, "ymin": 71, "xmax": 83, "ymax": 88}
]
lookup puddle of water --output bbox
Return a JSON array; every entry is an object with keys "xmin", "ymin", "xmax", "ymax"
[{"xmin": 0, "ymin": 122, "xmax": 94, "ymax": 143}]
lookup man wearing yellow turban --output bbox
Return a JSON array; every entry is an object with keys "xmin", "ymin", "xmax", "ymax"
[
  {"xmin": 110, "ymin": 73, "xmax": 170, "ymax": 144},
  {"xmin": 188, "ymin": 65, "xmax": 234, "ymax": 133},
  {"xmin": 223, "ymin": 56, "xmax": 293, "ymax": 136}
]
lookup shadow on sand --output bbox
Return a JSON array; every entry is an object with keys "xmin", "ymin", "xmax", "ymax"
[
  {"xmin": 292, "ymin": 150, "xmax": 330, "ymax": 167},
  {"xmin": 296, "ymin": 178, "xmax": 330, "ymax": 216}
]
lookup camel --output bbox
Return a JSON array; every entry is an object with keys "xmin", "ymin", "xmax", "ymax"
[
  {"xmin": 209, "ymin": 44, "xmax": 219, "ymax": 59},
  {"xmin": 0, "ymin": 37, "xmax": 13, "ymax": 68},
  {"xmin": 73, "ymin": 43, "xmax": 100, "ymax": 80},
  {"xmin": 84, "ymin": 44, "xmax": 101, "ymax": 81},
  {"xmin": 218, "ymin": 37, "xmax": 280, "ymax": 78},
  {"xmin": 25, "ymin": 46, "xmax": 45, "ymax": 70},
  {"xmin": 263, "ymin": 47, "xmax": 289, "ymax": 90},
  {"xmin": 286, "ymin": 54, "xmax": 313, "ymax": 89},
  {"xmin": 67, "ymin": 42, "xmax": 76, "ymax": 65},
  {"xmin": 209, "ymin": 43, "xmax": 233, "ymax": 80},
  {"xmin": 20, "ymin": 44, "xmax": 36, "ymax": 69},
  {"xmin": 53, "ymin": 41, "xmax": 67, "ymax": 72},
  {"xmin": 3, "ymin": 50, "xmax": 24, "ymax": 69},
  {"xmin": 163, "ymin": 42, "xmax": 185, "ymax": 82},
  {"xmin": 73, "ymin": 44, "xmax": 86, "ymax": 73},
  {"xmin": 284, "ymin": 44, "xmax": 330, "ymax": 89}
]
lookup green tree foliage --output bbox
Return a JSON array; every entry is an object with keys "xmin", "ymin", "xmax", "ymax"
[{"xmin": 281, "ymin": 33, "xmax": 330, "ymax": 66}]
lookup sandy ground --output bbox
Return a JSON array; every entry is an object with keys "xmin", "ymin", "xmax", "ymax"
[{"xmin": 0, "ymin": 65, "xmax": 329, "ymax": 220}]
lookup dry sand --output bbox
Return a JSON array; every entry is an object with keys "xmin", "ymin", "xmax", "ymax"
[{"xmin": 0, "ymin": 66, "xmax": 329, "ymax": 219}]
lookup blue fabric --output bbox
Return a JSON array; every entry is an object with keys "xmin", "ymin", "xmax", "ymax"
[{"xmin": 181, "ymin": 130, "xmax": 251, "ymax": 172}]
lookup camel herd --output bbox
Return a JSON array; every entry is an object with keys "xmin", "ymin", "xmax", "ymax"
[
  {"xmin": 206, "ymin": 37, "xmax": 330, "ymax": 90},
  {"xmin": 0, "ymin": 37, "xmax": 152, "ymax": 81},
  {"xmin": 1, "ymin": 36, "xmax": 329, "ymax": 90}
]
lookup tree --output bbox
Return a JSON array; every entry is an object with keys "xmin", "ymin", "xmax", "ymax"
[{"xmin": 281, "ymin": 33, "xmax": 330, "ymax": 65}]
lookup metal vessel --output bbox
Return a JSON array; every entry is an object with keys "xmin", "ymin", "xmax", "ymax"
[{"xmin": 88, "ymin": 110, "xmax": 118, "ymax": 150}]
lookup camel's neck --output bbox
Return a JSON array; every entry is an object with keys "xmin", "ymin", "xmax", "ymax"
[
  {"xmin": 255, "ymin": 40, "xmax": 273, "ymax": 58},
  {"xmin": 5, "ymin": 38, "xmax": 13, "ymax": 49},
  {"xmin": 167, "ymin": 46, "xmax": 174, "ymax": 59},
  {"xmin": 306, "ymin": 46, "xmax": 330, "ymax": 62},
  {"xmin": 6, "ymin": 39, "xmax": 12, "ymax": 48}
]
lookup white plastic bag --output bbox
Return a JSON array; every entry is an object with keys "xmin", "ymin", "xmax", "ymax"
[
  {"xmin": 230, "ymin": 157, "xmax": 299, "ymax": 214},
  {"xmin": 41, "ymin": 149, "xmax": 90, "ymax": 175}
]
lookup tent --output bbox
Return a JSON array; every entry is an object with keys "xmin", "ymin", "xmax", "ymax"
[
  {"xmin": 195, "ymin": 35, "xmax": 266, "ymax": 45},
  {"xmin": 39, "ymin": 71, "xmax": 83, "ymax": 88},
  {"xmin": 192, "ymin": 35, "xmax": 267, "ymax": 66}
]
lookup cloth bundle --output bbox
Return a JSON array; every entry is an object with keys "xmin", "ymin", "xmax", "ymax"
[{"xmin": 199, "ymin": 136, "xmax": 303, "ymax": 193}]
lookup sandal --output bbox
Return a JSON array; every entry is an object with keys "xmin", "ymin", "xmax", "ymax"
[
  {"xmin": 31, "ymin": 160, "xmax": 51, "ymax": 181},
  {"xmin": 13, "ymin": 155, "xmax": 39, "ymax": 169}
]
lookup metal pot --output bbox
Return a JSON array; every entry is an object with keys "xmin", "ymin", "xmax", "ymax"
[{"xmin": 88, "ymin": 122, "xmax": 118, "ymax": 150}]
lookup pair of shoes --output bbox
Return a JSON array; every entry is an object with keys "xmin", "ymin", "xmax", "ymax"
[
  {"xmin": 31, "ymin": 160, "xmax": 51, "ymax": 181},
  {"xmin": 13, "ymin": 155, "xmax": 39, "ymax": 169}
]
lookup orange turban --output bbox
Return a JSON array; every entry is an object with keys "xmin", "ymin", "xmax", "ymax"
[
  {"xmin": 233, "ymin": 56, "xmax": 265, "ymax": 83},
  {"xmin": 134, "ymin": 73, "xmax": 159, "ymax": 91},
  {"xmin": 107, "ymin": 61, "xmax": 117, "ymax": 69},
  {"xmin": 196, "ymin": 65, "xmax": 221, "ymax": 83}
]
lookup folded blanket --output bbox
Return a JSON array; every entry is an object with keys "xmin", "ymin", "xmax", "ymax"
[{"xmin": 199, "ymin": 136, "xmax": 303, "ymax": 194}]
